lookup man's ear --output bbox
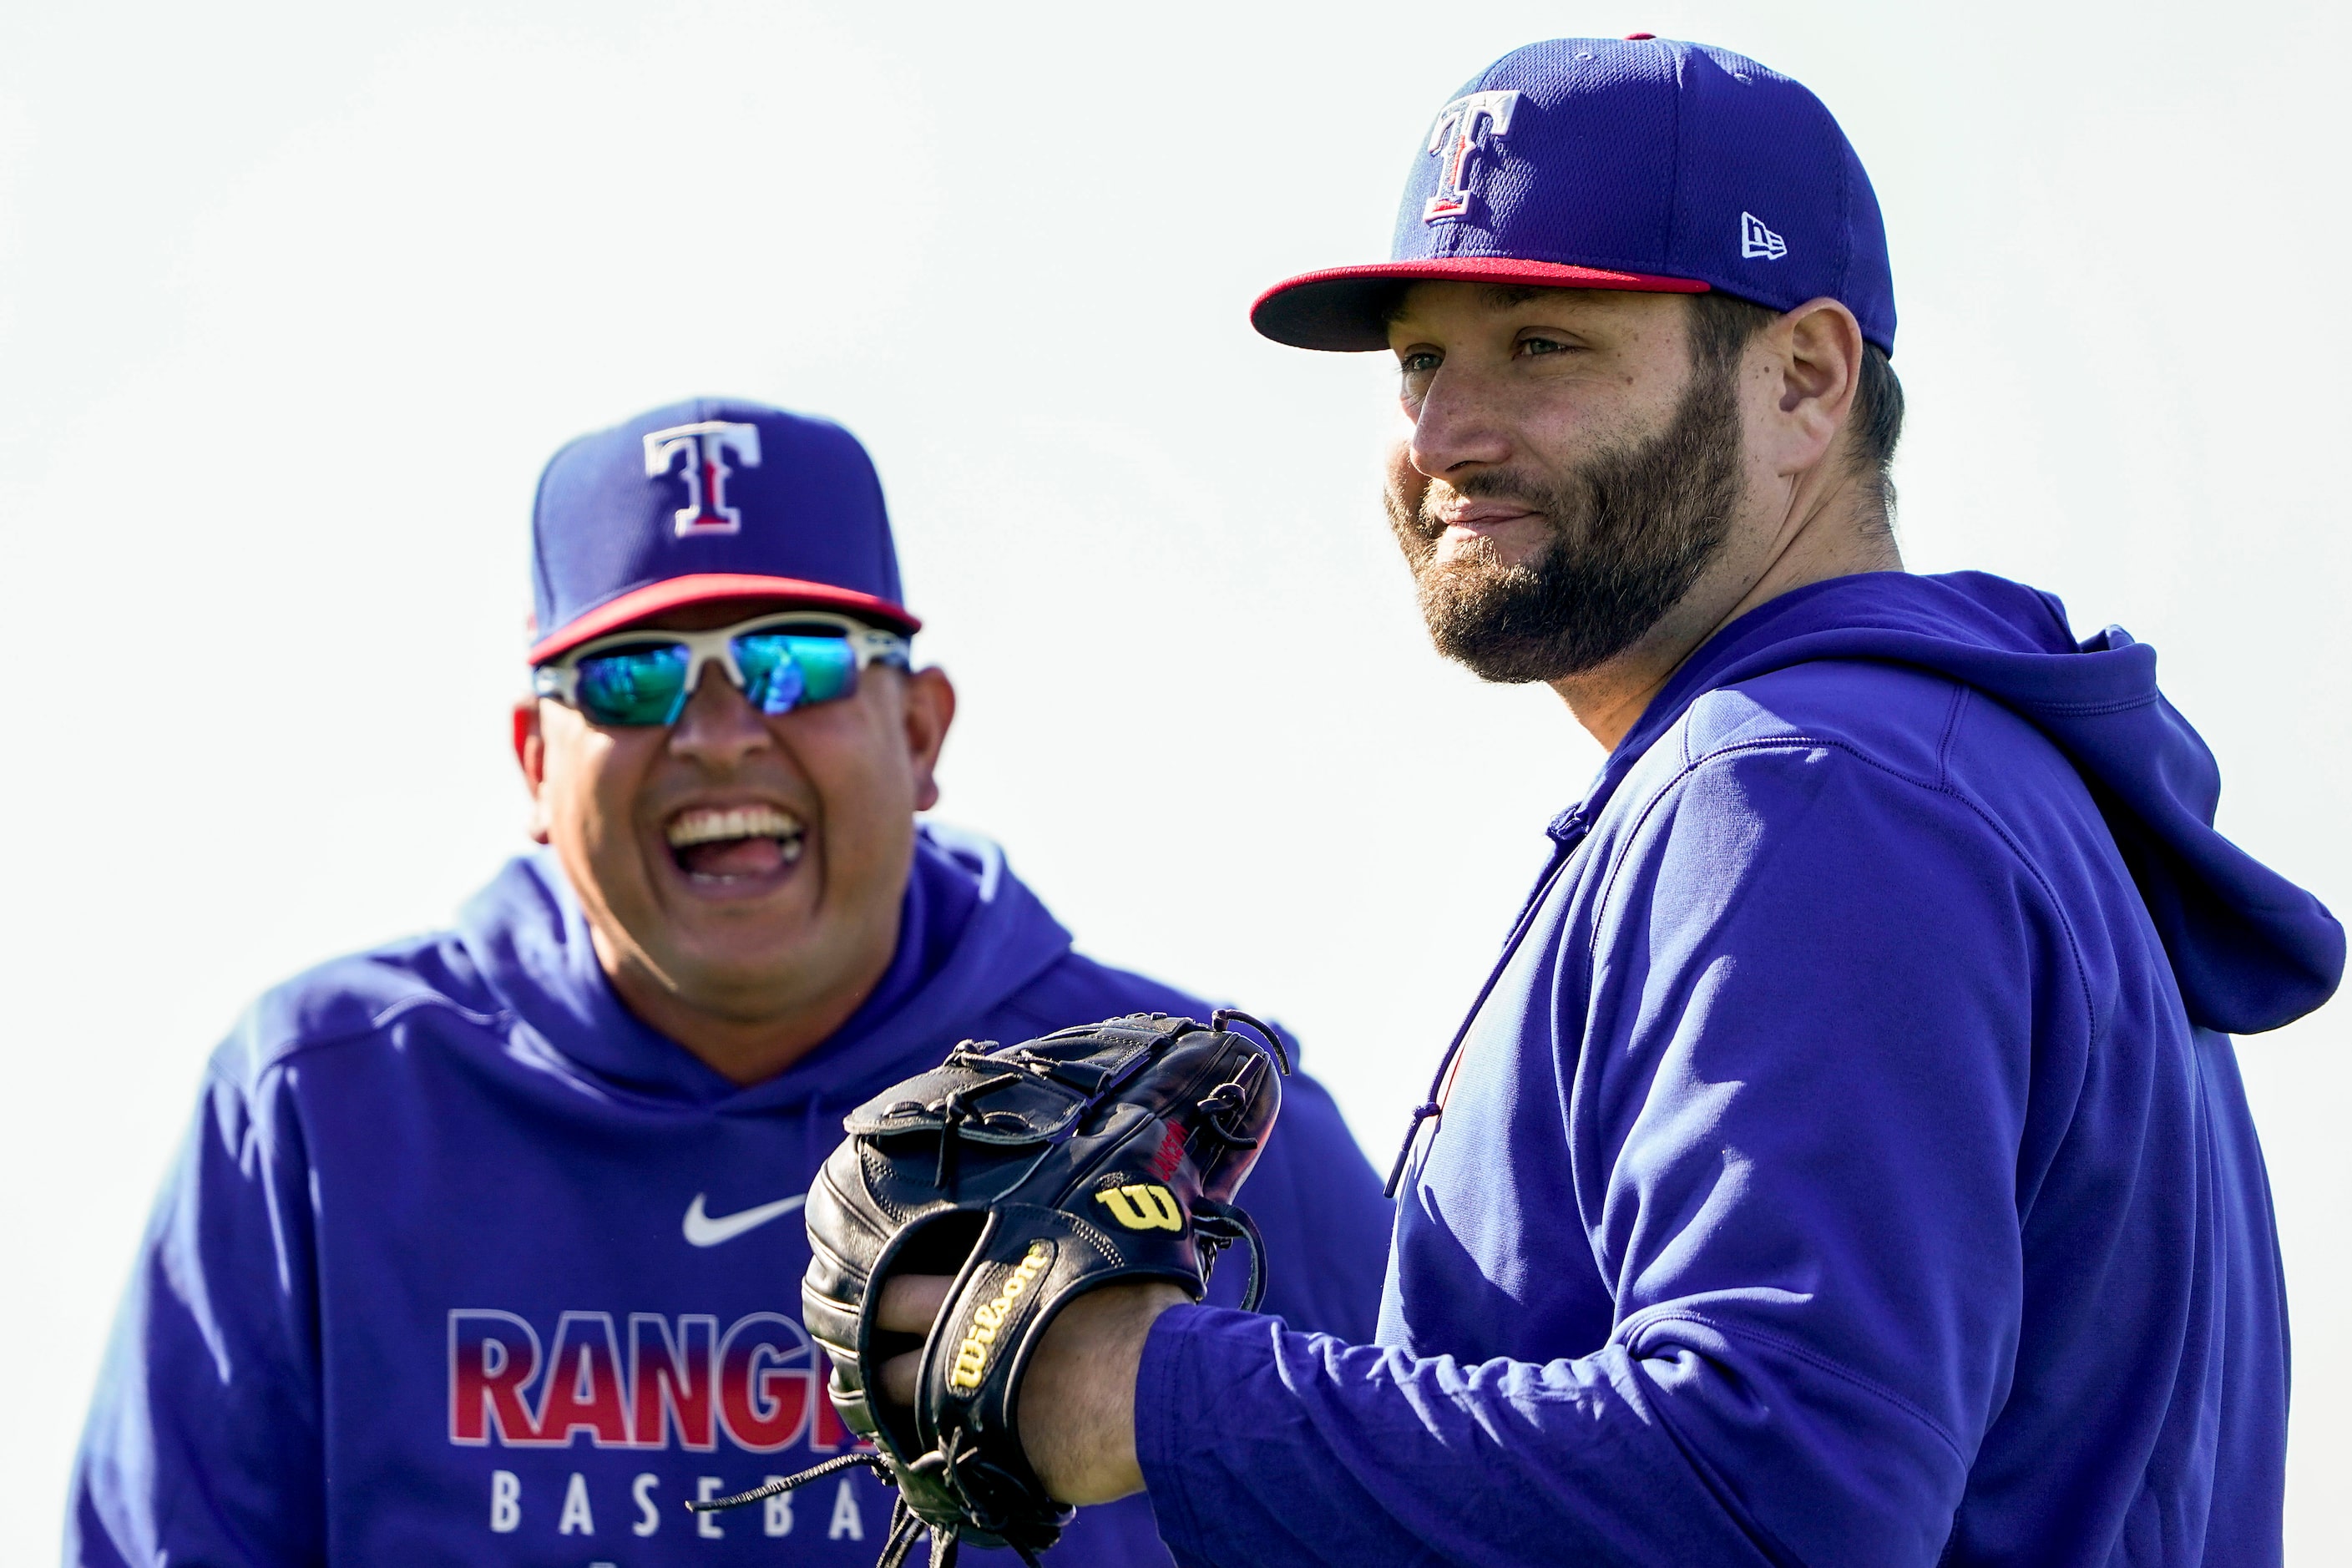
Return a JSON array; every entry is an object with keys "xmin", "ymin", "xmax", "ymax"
[
  {"xmin": 1763, "ymin": 296, "xmax": 1865, "ymax": 476},
  {"xmin": 513, "ymin": 698, "xmax": 553, "ymax": 845},
  {"xmin": 902, "ymin": 666, "xmax": 958, "ymax": 814}
]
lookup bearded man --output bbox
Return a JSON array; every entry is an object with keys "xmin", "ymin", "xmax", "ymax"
[{"xmin": 876, "ymin": 37, "xmax": 2343, "ymax": 1566}]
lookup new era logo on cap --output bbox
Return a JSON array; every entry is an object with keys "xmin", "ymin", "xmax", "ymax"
[
  {"xmin": 1250, "ymin": 36, "xmax": 1894, "ymax": 357},
  {"xmin": 1740, "ymin": 212, "xmax": 1788, "ymax": 260},
  {"xmin": 528, "ymin": 398, "xmax": 918, "ymax": 665}
]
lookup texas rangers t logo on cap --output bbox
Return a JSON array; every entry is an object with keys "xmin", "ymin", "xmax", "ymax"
[
  {"xmin": 643, "ymin": 420, "xmax": 762, "ymax": 537},
  {"xmin": 1423, "ymin": 89, "xmax": 1520, "ymax": 223}
]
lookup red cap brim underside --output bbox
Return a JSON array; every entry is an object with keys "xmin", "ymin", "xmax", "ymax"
[
  {"xmin": 1251, "ymin": 258, "xmax": 1709, "ymax": 352},
  {"xmin": 528, "ymin": 573, "xmax": 922, "ymax": 664}
]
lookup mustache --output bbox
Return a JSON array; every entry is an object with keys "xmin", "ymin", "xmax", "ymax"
[{"xmin": 1387, "ymin": 468, "xmax": 1572, "ymax": 554}]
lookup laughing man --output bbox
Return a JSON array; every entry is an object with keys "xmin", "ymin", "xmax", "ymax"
[{"xmin": 68, "ymin": 399, "xmax": 1392, "ymax": 1566}]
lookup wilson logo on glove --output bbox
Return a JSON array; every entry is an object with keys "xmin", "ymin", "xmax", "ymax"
[
  {"xmin": 1093, "ymin": 1182, "xmax": 1184, "ymax": 1232},
  {"xmin": 948, "ymin": 1242, "xmax": 1053, "ymax": 1393}
]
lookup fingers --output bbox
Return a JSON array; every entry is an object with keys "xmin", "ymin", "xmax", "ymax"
[
  {"xmin": 881, "ymin": 1348, "xmax": 923, "ymax": 1407},
  {"xmin": 877, "ymin": 1273, "xmax": 954, "ymax": 1334},
  {"xmin": 874, "ymin": 1273, "xmax": 957, "ymax": 1409}
]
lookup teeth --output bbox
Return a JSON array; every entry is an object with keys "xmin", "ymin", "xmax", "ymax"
[{"xmin": 665, "ymin": 805, "xmax": 805, "ymax": 848}]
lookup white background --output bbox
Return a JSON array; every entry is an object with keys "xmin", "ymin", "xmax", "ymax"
[{"xmin": 2, "ymin": 0, "xmax": 2344, "ymax": 1558}]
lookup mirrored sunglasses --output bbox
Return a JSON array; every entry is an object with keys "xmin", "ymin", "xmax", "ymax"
[{"xmin": 532, "ymin": 611, "xmax": 911, "ymax": 728}]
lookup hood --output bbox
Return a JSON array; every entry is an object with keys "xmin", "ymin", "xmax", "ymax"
[
  {"xmin": 1586, "ymin": 570, "xmax": 2342, "ymax": 1035},
  {"xmin": 452, "ymin": 822, "xmax": 1074, "ymax": 1111}
]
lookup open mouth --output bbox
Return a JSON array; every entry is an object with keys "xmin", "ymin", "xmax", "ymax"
[{"xmin": 664, "ymin": 805, "xmax": 806, "ymax": 883}]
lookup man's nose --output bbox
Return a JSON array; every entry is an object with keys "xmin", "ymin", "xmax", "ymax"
[
  {"xmin": 666, "ymin": 664, "xmax": 771, "ymax": 768},
  {"xmin": 1408, "ymin": 369, "xmax": 1512, "ymax": 479}
]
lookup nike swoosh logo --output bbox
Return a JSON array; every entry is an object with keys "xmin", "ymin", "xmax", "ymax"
[{"xmin": 682, "ymin": 1191, "xmax": 807, "ymax": 1247}]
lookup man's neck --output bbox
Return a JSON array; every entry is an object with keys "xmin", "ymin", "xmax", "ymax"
[
  {"xmin": 590, "ymin": 921, "xmax": 900, "ymax": 1088},
  {"xmin": 1550, "ymin": 472, "xmax": 1901, "ymax": 751}
]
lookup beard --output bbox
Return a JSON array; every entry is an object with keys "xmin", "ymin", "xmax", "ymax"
[{"xmin": 1387, "ymin": 356, "xmax": 1746, "ymax": 684}]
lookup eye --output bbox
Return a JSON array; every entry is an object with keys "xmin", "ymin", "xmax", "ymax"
[
  {"xmin": 1397, "ymin": 349, "xmax": 1443, "ymax": 375},
  {"xmin": 1515, "ymin": 334, "xmax": 1574, "ymax": 358}
]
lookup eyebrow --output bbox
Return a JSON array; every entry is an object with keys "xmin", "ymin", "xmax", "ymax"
[
  {"xmin": 1380, "ymin": 282, "xmax": 1586, "ymax": 329},
  {"xmin": 1478, "ymin": 284, "xmax": 1551, "ymax": 310}
]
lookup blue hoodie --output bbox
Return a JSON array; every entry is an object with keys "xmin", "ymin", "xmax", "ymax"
[
  {"xmin": 1136, "ymin": 572, "xmax": 2341, "ymax": 1567},
  {"xmin": 69, "ymin": 827, "xmax": 1393, "ymax": 1566}
]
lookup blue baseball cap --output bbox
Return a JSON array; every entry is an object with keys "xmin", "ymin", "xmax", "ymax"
[
  {"xmin": 528, "ymin": 397, "xmax": 918, "ymax": 665},
  {"xmin": 1252, "ymin": 36, "xmax": 1894, "ymax": 355}
]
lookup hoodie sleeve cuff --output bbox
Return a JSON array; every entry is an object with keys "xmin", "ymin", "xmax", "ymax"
[{"xmin": 1135, "ymin": 1306, "xmax": 1281, "ymax": 1568}]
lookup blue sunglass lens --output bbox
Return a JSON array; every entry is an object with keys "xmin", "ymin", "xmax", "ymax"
[
  {"xmin": 574, "ymin": 645, "xmax": 690, "ymax": 726},
  {"xmin": 567, "ymin": 629, "xmax": 873, "ymax": 726},
  {"xmin": 736, "ymin": 633, "xmax": 858, "ymax": 716}
]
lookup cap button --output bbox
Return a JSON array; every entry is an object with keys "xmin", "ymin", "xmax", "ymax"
[{"xmin": 1624, "ymin": 31, "xmax": 1657, "ymax": 40}]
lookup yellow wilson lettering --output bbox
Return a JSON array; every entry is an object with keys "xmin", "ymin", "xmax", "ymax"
[
  {"xmin": 1094, "ymin": 1182, "xmax": 1185, "ymax": 1232},
  {"xmin": 946, "ymin": 1242, "xmax": 1051, "ymax": 1393}
]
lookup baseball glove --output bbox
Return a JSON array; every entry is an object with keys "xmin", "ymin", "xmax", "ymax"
[{"xmin": 687, "ymin": 1009, "xmax": 1288, "ymax": 1567}]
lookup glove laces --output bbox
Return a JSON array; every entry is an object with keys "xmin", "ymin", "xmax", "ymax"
[{"xmin": 683, "ymin": 1443, "xmax": 1050, "ymax": 1568}]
